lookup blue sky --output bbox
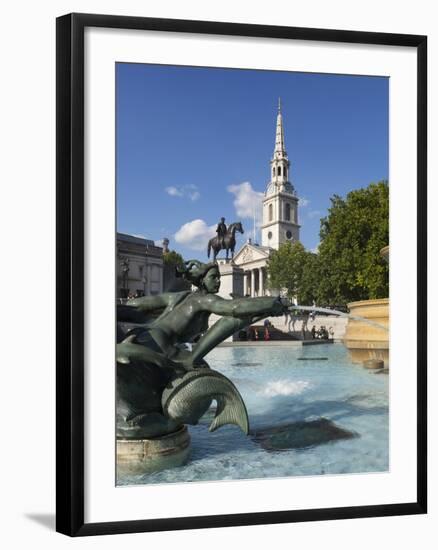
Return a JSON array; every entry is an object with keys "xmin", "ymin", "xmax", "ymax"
[{"xmin": 116, "ymin": 63, "xmax": 388, "ymax": 260}]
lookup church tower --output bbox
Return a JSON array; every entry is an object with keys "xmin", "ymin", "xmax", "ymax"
[{"xmin": 261, "ymin": 99, "xmax": 300, "ymax": 249}]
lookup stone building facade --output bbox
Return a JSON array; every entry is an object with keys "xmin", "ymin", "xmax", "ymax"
[{"xmin": 117, "ymin": 233, "xmax": 163, "ymax": 299}]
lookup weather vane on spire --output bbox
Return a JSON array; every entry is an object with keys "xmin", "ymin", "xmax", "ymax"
[{"xmin": 278, "ymin": 97, "xmax": 281, "ymax": 113}]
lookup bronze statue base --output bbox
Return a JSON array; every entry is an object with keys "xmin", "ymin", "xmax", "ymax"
[{"xmin": 117, "ymin": 426, "xmax": 191, "ymax": 477}]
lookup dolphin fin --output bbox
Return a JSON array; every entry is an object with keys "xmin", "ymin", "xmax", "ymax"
[
  {"xmin": 121, "ymin": 334, "xmax": 137, "ymax": 344},
  {"xmin": 162, "ymin": 368, "xmax": 250, "ymax": 435},
  {"xmin": 209, "ymin": 394, "xmax": 249, "ymax": 435}
]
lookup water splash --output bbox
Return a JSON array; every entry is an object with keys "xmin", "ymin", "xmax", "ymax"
[
  {"xmin": 260, "ymin": 380, "xmax": 311, "ymax": 397},
  {"xmin": 291, "ymin": 304, "xmax": 388, "ymax": 332}
]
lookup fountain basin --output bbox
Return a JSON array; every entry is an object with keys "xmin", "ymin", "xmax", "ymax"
[
  {"xmin": 344, "ymin": 298, "xmax": 389, "ymax": 367},
  {"xmin": 117, "ymin": 426, "xmax": 191, "ymax": 477},
  {"xmin": 117, "ymin": 344, "xmax": 389, "ymax": 485}
]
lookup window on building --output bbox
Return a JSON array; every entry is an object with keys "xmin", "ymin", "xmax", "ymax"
[
  {"xmin": 269, "ymin": 203, "xmax": 273, "ymax": 221},
  {"xmin": 272, "ymin": 166, "xmax": 275, "ymax": 177},
  {"xmin": 285, "ymin": 203, "xmax": 291, "ymax": 221},
  {"xmin": 277, "ymin": 166, "xmax": 281, "ymax": 176}
]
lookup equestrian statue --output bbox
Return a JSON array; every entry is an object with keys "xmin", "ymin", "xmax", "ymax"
[{"xmin": 207, "ymin": 218, "xmax": 244, "ymax": 261}]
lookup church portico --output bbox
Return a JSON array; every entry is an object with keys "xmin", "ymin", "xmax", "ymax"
[
  {"xmin": 243, "ymin": 266, "xmax": 268, "ymax": 297},
  {"xmin": 234, "ymin": 242, "xmax": 271, "ymax": 296}
]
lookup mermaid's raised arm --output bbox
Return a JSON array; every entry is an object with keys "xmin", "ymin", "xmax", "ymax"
[
  {"xmin": 202, "ymin": 294, "xmax": 286, "ymax": 318},
  {"xmin": 180, "ymin": 295, "xmax": 288, "ymax": 367}
]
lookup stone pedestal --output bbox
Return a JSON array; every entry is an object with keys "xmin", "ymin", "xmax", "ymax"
[
  {"xmin": 343, "ymin": 298, "xmax": 389, "ymax": 368},
  {"xmin": 363, "ymin": 359, "xmax": 385, "ymax": 369},
  {"xmin": 214, "ymin": 261, "xmax": 244, "ymax": 342},
  {"xmin": 117, "ymin": 426, "xmax": 191, "ymax": 478},
  {"xmin": 217, "ymin": 260, "xmax": 244, "ymax": 298}
]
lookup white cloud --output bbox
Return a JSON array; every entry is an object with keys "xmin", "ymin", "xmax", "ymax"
[
  {"xmin": 299, "ymin": 197, "xmax": 310, "ymax": 207},
  {"xmin": 165, "ymin": 185, "xmax": 200, "ymax": 201},
  {"xmin": 165, "ymin": 186, "xmax": 183, "ymax": 197},
  {"xmin": 227, "ymin": 181, "xmax": 264, "ymax": 227},
  {"xmin": 174, "ymin": 219, "xmax": 216, "ymax": 251},
  {"xmin": 189, "ymin": 191, "xmax": 200, "ymax": 201}
]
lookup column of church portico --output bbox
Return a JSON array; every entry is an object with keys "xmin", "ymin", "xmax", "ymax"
[
  {"xmin": 263, "ymin": 268, "xmax": 269, "ymax": 296},
  {"xmin": 251, "ymin": 270, "xmax": 255, "ymax": 297},
  {"xmin": 259, "ymin": 268, "xmax": 264, "ymax": 296}
]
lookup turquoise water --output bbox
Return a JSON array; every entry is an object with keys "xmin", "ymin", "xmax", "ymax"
[{"xmin": 119, "ymin": 343, "xmax": 389, "ymax": 485}]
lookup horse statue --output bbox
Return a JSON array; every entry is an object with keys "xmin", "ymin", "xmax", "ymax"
[{"xmin": 207, "ymin": 221, "xmax": 244, "ymax": 261}]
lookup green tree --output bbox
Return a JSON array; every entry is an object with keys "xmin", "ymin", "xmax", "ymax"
[
  {"xmin": 316, "ymin": 180, "xmax": 389, "ymax": 304},
  {"xmin": 163, "ymin": 249, "xmax": 185, "ymax": 269},
  {"xmin": 267, "ymin": 241, "xmax": 318, "ymax": 304},
  {"xmin": 162, "ymin": 249, "xmax": 190, "ymax": 291}
]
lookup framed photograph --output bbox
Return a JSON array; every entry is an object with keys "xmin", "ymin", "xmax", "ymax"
[{"xmin": 56, "ymin": 13, "xmax": 427, "ymax": 536}]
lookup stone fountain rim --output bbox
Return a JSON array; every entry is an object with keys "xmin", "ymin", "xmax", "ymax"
[
  {"xmin": 347, "ymin": 297, "xmax": 389, "ymax": 308},
  {"xmin": 380, "ymin": 245, "xmax": 389, "ymax": 259}
]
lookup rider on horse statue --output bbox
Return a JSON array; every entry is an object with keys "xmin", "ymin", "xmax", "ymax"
[
  {"xmin": 208, "ymin": 218, "xmax": 244, "ymax": 261},
  {"xmin": 216, "ymin": 217, "xmax": 227, "ymax": 249}
]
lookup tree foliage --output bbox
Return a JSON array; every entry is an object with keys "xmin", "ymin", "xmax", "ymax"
[
  {"xmin": 266, "ymin": 181, "xmax": 389, "ymax": 305},
  {"xmin": 163, "ymin": 249, "xmax": 185, "ymax": 268},
  {"xmin": 267, "ymin": 241, "xmax": 318, "ymax": 304},
  {"xmin": 162, "ymin": 249, "xmax": 191, "ymax": 291},
  {"xmin": 316, "ymin": 181, "xmax": 389, "ymax": 304}
]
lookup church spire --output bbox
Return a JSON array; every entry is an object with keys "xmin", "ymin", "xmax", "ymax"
[
  {"xmin": 266, "ymin": 98, "xmax": 293, "ymax": 196},
  {"xmin": 274, "ymin": 97, "xmax": 287, "ymax": 158}
]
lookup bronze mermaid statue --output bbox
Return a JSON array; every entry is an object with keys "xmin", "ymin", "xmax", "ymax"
[{"xmin": 117, "ymin": 260, "xmax": 289, "ymax": 441}]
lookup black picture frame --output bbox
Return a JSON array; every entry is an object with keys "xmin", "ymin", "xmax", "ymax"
[{"xmin": 56, "ymin": 12, "xmax": 427, "ymax": 537}]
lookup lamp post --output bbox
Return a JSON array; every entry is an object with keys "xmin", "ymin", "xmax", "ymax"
[{"xmin": 120, "ymin": 256, "xmax": 130, "ymax": 299}]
